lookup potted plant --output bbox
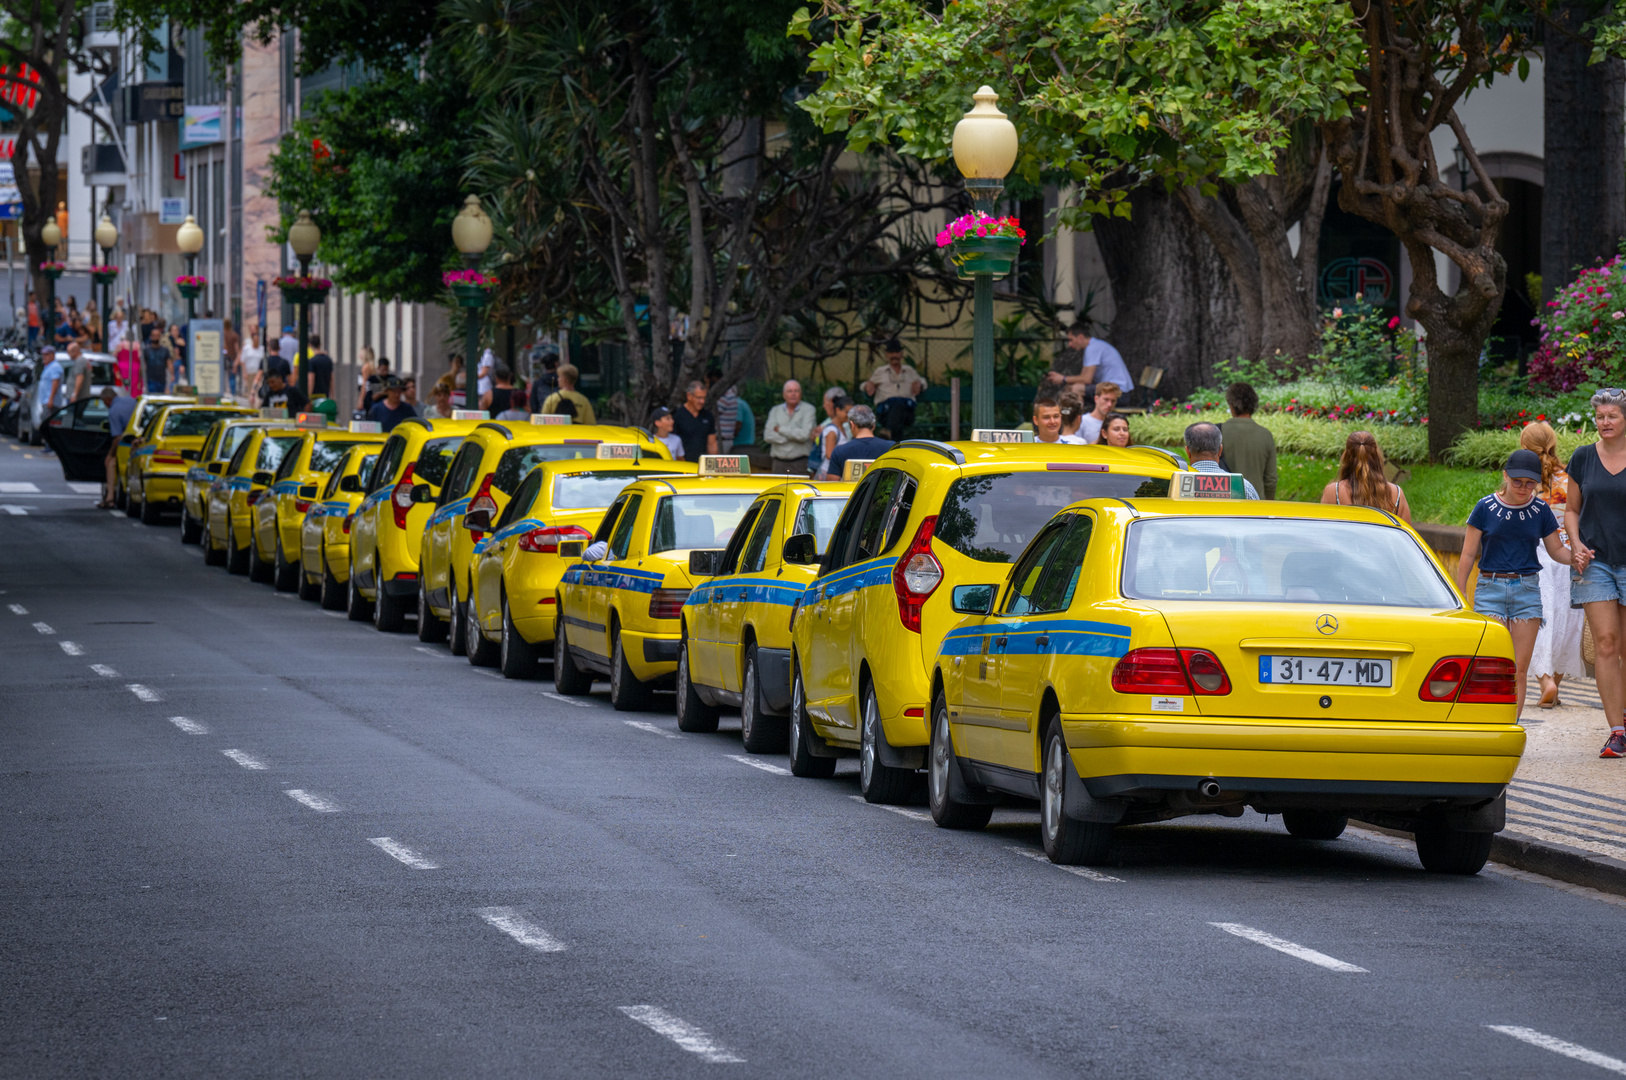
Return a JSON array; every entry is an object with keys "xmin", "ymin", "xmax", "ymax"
[
  {"xmin": 175, "ymin": 274, "xmax": 207, "ymax": 299},
  {"xmin": 937, "ymin": 213, "xmax": 1026, "ymax": 280},
  {"xmin": 444, "ymin": 268, "xmax": 498, "ymax": 308},
  {"xmin": 273, "ymin": 274, "xmax": 332, "ymax": 306},
  {"xmin": 39, "ymin": 261, "xmax": 65, "ymax": 280},
  {"xmin": 89, "ymin": 264, "xmax": 118, "ymax": 285}
]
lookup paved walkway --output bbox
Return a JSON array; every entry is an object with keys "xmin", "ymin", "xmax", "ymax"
[{"xmin": 1508, "ymin": 674, "xmax": 1626, "ymax": 862}]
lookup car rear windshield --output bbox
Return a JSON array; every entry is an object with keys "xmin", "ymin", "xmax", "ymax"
[
  {"xmin": 309, "ymin": 439, "xmax": 372, "ymax": 474},
  {"xmin": 794, "ymin": 497, "xmax": 848, "ymax": 554},
  {"xmin": 650, "ymin": 493, "xmax": 759, "ymax": 553},
  {"xmin": 935, "ymin": 470, "xmax": 1168, "ymax": 563},
  {"xmin": 550, "ymin": 470, "xmax": 668, "ymax": 510},
  {"xmin": 494, "ymin": 444, "xmax": 614, "ymax": 494},
  {"xmin": 219, "ymin": 424, "xmax": 255, "ymax": 460},
  {"xmin": 1122, "ymin": 517, "xmax": 1457, "ymax": 607},
  {"xmin": 412, "ymin": 436, "xmax": 462, "ymax": 487},
  {"xmin": 257, "ymin": 435, "xmax": 303, "ymax": 471},
  {"xmin": 162, "ymin": 409, "xmax": 228, "ymax": 437}
]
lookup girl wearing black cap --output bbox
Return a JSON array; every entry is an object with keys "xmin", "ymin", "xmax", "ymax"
[{"xmin": 1456, "ymin": 449, "xmax": 1574, "ymax": 720}]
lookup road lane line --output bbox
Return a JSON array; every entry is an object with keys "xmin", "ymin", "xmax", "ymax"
[
  {"xmin": 1209, "ymin": 923, "xmax": 1367, "ymax": 972},
  {"xmin": 1008, "ymin": 847, "xmax": 1124, "ymax": 883},
  {"xmin": 412, "ymin": 646, "xmax": 452, "ymax": 659},
  {"xmin": 473, "ymin": 668, "xmax": 502, "ymax": 679},
  {"xmin": 2, "ymin": 505, "xmax": 30, "ymax": 515},
  {"xmin": 90, "ymin": 664, "xmax": 118, "ymax": 677},
  {"xmin": 0, "ymin": 481, "xmax": 38, "ymax": 492},
  {"xmin": 127, "ymin": 683, "xmax": 161, "ymax": 702},
  {"xmin": 32, "ymin": 621, "xmax": 53, "ymax": 634},
  {"xmin": 1487, "ymin": 1026, "xmax": 1626, "ymax": 1074},
  {"xmin": 368, "ymin": 837, "xmax": 438, "ymax": 869},
  {"xmin": 107, "ymin": 509, "xmax": 122, "ymax": 518},
  {"xmin": 475, "ymin": 906, "xmax": 567, "ymax": 953},
  {"xmin": 285, "ymin": 789, "xmax": 341, "ymax": 812},
  {"xmin": 323, "ymin": 610, "xmax": 345, "ymax": 618},
  {"xmin": 544, "ymin": 691, "xmax": 595, "ymax": 708},
  {"xmin": 67, "ymin": 482, "xmax": 101, "ymax": 495},
  {"xmin": 222, "ymin": 749, "xmax": 267, "ymax": 770},
  {"xmin": 728, "ymin": 754, "xmax": 790, "ymax": 776},
  {"xmin": 59, "ymin": 641, "xmax": 83, "ymax": 655},
  {"xmin": 617, "ymin": 1006, "xmax": 744, "ymax": 1064},
  {"xmin": 623, "ymin": 720, "xmax": 679, "ymax": 738},
  {"xmin": 7, "ymin": 603, "xmax": 25, "ymax": 614},
  {"xmin": 848, "ymin": 794, "xmax": 932, "ymax": 821},
  {"xmin": 168, "ymin": 716, "xmax": 208, "ymax": 734}
]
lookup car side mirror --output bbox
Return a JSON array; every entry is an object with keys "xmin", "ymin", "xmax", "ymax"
[
  {"xmin": 688, "ymin": 549, "xmax": 726, "ymax": 577},
  {"xmin": 337, "ymin": 474, "xmax": 361, "ymax": 493},
  {"xmin": 119, "ymin": 433, "xmax": 135, "ymax": 446},
  {"xmin": 951, "ymin": 584, "xmax": 997, "ymax": 616},
  {"xmin": 461, "ymin": 508, "xmax": 494, "ymax": 533},
  {"xmin": 206, "ymin": 461, "xmax": 224, "ymax": 475},
  {"xmin": 251, "ymin": 470, "xmax": 273, "ymax": 487},
  {"xmin": 181, "ymin": 449, "xmax": 200, "ymax": 461},
  {"xmin": 558, "ymin": 540, "xmax": 585, "ymax": 560},
  {"xmin": 298, "ymin": 484, "xmax": 319, "ymax": 500},
  {"xmin": 410, "ymin": 483, "xmax": 432, "ymax": 503},
  {"xmin": 782, "ymin": 532, "xmax": 818, "ymax": 565}
]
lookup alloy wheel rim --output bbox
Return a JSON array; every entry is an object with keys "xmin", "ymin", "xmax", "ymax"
[
  {"xmin": 790, "ymin": 675, "xmax": 804, "ymax": 759},
  {"xmin": 742, "ymin": 660, "xmax": 756, "ymax": 739},
  {"xmin": 860, "ymin": 692, "xmax": 876, "ymax": 789},
  {"xmin": 467, "ymin": 589, "xmax": 479, "ymax": 643},
  {"xmin": 611, "ymin": 640, "xmax": 623, "ymax": 696},
  {"xmin": 930, "ymin": 710, "xmax": 949, "ymax": 808},
  {"xmin": 676, "ymin": 646, "xmax": 689, "ymax": 714},
  {"xmin": 1043, "ymin": 739, "xmax": 1063, "ymax": 841}
]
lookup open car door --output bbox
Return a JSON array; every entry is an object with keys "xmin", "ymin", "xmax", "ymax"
[{"xmin": 43, "ymin": 396, "xmax": 114, "ymax": 481}]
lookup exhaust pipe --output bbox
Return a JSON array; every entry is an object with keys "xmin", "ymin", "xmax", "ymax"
[{"xmin": 1197, "ymin": 779, "xmax": 1222, "ymax": 799}]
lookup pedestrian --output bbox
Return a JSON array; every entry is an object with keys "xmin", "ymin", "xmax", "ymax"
[
  {"xmin": 421, "ymin": 382, "xmax": 454, "ymax": 420},
  {"xmin": 37, "ymin": 346, "xmax": 64, "ymax": 415},
  {"xmin": 100, "ymin": 386, "xmax": 134, "ymax": 509},
  {"xmin": 651, "ymin": 406, "xmax": 685, "ymax": 459},
  {"xmin": 303, "ymin": 334, "xmax": 334, "ymax": 400},
  {"xmin": 539, "ymin": 364, "xmax": 595, "ymax": 423},
  {"xmin": 360, "ymin": 357, "xmax": 390, "ymax": 413},
  {"xmin": 278, "ymin": 325, "xmax": 298, "ymax": 370},
  {"xmin": 714, "ymin": 380, "xmax": 741, "ymax": 453},
  {"xmin": 66, "ymin": 342, "xmax": 91, "ymax": 401},
  {"xmin": 1564, "ymin": 387, "xmax": 1626, "ymax": 757},
  {"xmin": 476, "ymin": 347, "xmax": 496, "ymax": 406},
  {"xmin": 811, "ymin": 387, "xmax": 850, "ymax": 476},
  {"xmin": 84, "ymin": 301, "xmax": 101, "ymax": 350},
  {"xmin": 239, "ymin": 326, "xmax": 266, "ymax": 402},
  {"xmin": 861, "ymin": 338, "xmax": 925, "ymax": 441},
  {"xmin": 826, "ymin": 405, "xmax": 894, "ymax": 479},
  {"xmin": 1319, "ymin": 431, "xmax": 1411, "ymax": 522},
  {"xmin": 168, "ymin": 322, "xmax": 188, "ymax": 385},
  {"xmin": 365, "ymin": 376, "xmax": 414, "ymax": 431},
  {"xmin": 733, "ymin": 395, "xmax": 756, "ymax": 448},
  {"xmin": 483, "ymin": 365, "xmax": 518, "ymax": 416},
  {"xmin": 1096, "ymin": 413, "xmax": 1132, "ymax": 448},
  {"xmin": 1031, "ymin": 386, "xmax": 1064, "ymax": 443},
  {"xmin": 1077, "ymin": 381, "xmax": 1121, "ymax": 444},
  {"xmin": 1521, "ymin": 422, "xmax": 1585, "ymax": 708},
  {"xmin": 114, "ymin": 331, "xmax": 142, "ymax": 397},
  {"xmin": 1220, "ymin": 382, "xmax": 1278, "ymax": 500},
  {"xmin": 260, "ymin": 369, "xmax": 309, "ymax": 414},
  {"xmin": 107, "ymin": 306, "xmax": 129, "ymax": 356},
  {"xmin": 446, "ymin": 353, "xmax": 467, "ymax": 408},
  {"xmin": 1456, "ymin": 449, "xmax": 1573, "ymax": 721},
  {"xmin": 222, "ymin": 319, "xmax": 240, "ymax": 395},
  {"xmin": 141, "ymin": 327, "xmax": 172, "ymax": 394},
  {"xmin": 1058, "ymin": 390, "xmax": 1087, "ymax": 443},
  {"xmin": 1045, "ymin": 322, "xmax": 1134, "ymax": 401},
  {"xmin": 763, "ymin": 378, "xmax": 817, "ymax": 474},
  {"xmin": 527, "ymin": 350, "xmax": 559, "ymax": 414},
  {"xmin": 1184, "ymin": 422, "xmax": 1259, "ymax": 499},
  {"xmin": 672, "ymin": 380, "xmax": 719, "ymax": 462},
  {"xmin": 25, "ymin": 289, "xmax": 39, "ymax": 348}
]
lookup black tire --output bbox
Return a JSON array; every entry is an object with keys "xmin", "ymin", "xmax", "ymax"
[
  {"xmin": 675, "ymin": 637, "xmax": 719, "ymax": 732},
  {"xmin": 553, "ymin": 615, "xmax": 594, "ymax": 696},
  {"xmin": 859, "ymin": 682, "xmax": 914, "ymax": 805},
  {"xmin": 140, "ymin": 493, "xmax": 163, "ymax": 525},
  {"xmin": 272, "ymin": 538, "xmax": 300, "ymax": 592},
  {"xmin": 928, "ymin": 691, "xmax": 994, "ymax": 830},
  {"xmin": 1415, "ymin": 823, "xmax": 1493, "ymax": 875},
  {"xmin": 608, "ymin": 630, "xmax": 653, "ymax": 712},
  {"xmin": 180, "ymin": 506, "xmax": 202, "ymax": 544},
  {"xmin": 248, "ymin": 531, "xmax": 274, "ymax": 583},
  {"xmin": 1041, "ymin": 723, "xmax": 1114, "ymax": 866},
  {"xmin": 465, "ymin": 586, "xmax": 499, "ymax": 665},
  {"xmin": 1283, "ymin": 809, "xmax": 1349, "ymax": 841},
  {"xmin": 114, "ymin": 483, "xmax": 127, "ymax": 511},
  {"xmin": 125, "ymin": 485, "xmax": 140, "ymax": 517},
  {"xmin": 297, "ymin": 556, "xmax": 321, "ymax": 601},
  {"xmin": 319, "ymin": 555, "xmax": 346, "ymax": 610},
  {"xmin": 499, "ymin": 594, "xmax": 538, "ymax": 679},
  {"xmin": 788, "ymin": 661, "xmax": 836, "ymax": 779},
  {"xmin": 739, "ymin": 644, "xmax": 787, "ymax": 753},
  {"xmin": 226, "ymin": 522, "xmax": 250, "ymax": 575},
  {"xmin": 347, "ymin": 572, "xmax": 374, "ymax": 622},
  {"xmin": 374, "ymin": 576, "xmax": 409, "ymax": 632},
  {"xmin": 203, "ymin": 519, "xmax": 226, "ymax": 567},
  {"xmin": 447, "ymin": 579, "xmax": 469, "ymax": 657},
  {"xmin": 417, "ymin": 577, "xmax": 448, "ymax": 642}
]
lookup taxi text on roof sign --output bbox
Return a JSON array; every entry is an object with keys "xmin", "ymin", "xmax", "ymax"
[
  {"xmin": 1171, "ymin": 470, "xmax": 1247, "ymax": 499},
  {"xmin": 531, "ymin": 413, "xmax": 571, "ymax": 426},
  {"xmin": 295, "ymin": 413, "xmax": 327, "ymax": 428},
  {"xmin": 972, "ymin": 428, "xmax": 1034, "ymax": 443},
  {"xmin": 841, "ymin": 458, "xmax": 874, "ymax": 481},
  {"xmin": 258, "ymin": 407, "xmax": 288, "ymax": 419},
  {"xmin": 596, "ymin": 443, "xmax": 640, "ymax": 460},
  {"xmin": 452, "ymin": 409, "xmax": 486, "ymax": 421},
  {"xmin": 698, "ymin": 454, "xmax": 751, "ymax": 476},
  {"xmin": 349, "ymin": 420, "xmax": 382, "ymax": 433}
]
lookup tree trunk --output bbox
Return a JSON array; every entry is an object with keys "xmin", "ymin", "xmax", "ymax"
[{"xmin": 1542, "ymin": 2, "xmax": 1626, "ymax": 298}]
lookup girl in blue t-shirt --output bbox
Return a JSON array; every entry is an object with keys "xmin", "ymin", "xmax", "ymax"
[{"xmin": 1457, "ymin": 449, "xmax": 1574, "ymax": 719}]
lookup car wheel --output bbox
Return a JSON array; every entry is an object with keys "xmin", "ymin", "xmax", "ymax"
[
  {"xmin": 928, "ymin": 692, "xmax": 993, "ymax": 830},
  {"xmin": 417, "ymin": 577, "xmax": 448, "ymax": 642},
  {"xmin": 675, "ymin": 638, "xmax": 719, "ymax": 732},
  {"xmin": 859, "ymin": 682, "xmax": 914, "ymax": 805},
  {"xmin": 125, "ymin": 486, "xmax": 141, "ymax": 518},
  {"xmin": 1282, "ymin": 809, "xmax": 1349, "ymax": 841},
  {"xmin": 447, "ymin": 580, "xmax": 469, "ymax": 656},
  {"xmin": 1041, "ymin": 722, "xmax": 1114, "ymax": 866},
  {"xmin": 465, "ymin": 586, "xmax": 499, "ymax": 665},
  {"xmin": 347, "ymin": 572, "xmax": 374, "ymax": 622},
  {"xmin": 788, "ymin": 662, "xmax": 836, "ymax": 779},
  {"xmin": 1414, "ymin": 821, "xmax": 1493, "ymax": 875},
  {"xmin": 739, "ymin": 644, "xmax": 786, "ymax": 753},
  {"xmin": 114, "ymin": 484, "xmax": 127, "ymax": 511},
  {"xmin": 226, "ymin": 522, "xmax": 249, "ymax": 575},
  {"xmin": 272, "ymin": 538, "xmax": 300, "ymax": 592},
  {"xmin": 499, "ymin": 594, "xmax": 537, "ymax": 679},
  {"xmin": 374, "ymin": 576, "xmax": 409, "ymax": 633},
  {"xmin": 248, "ymin": 537, "xmax": 275, "ymax": 583},
  {"xmin": 203, "ymin": 519, "xmax": 226, "ymax": 567},
  {"xmin": 553, "ymin": 615, "xmax": 594, "ymax": 696},
  {"xmin": 319, "ymin": 555, "xmax": 346, "ymax": 610},
  {"xmin": 139, "ymin": 495, "xmax": 163, "ymax": 525},
  {"xmin": 180, "ymin": 506, "xmax": 202, "ymax": 544},
  {"xmin": 297, "ymin": 556, "xmax": 321, "ymax": 602},
  {"xmin": 608, "ymin": 631, "xmax": 652, "ymax": 712}
]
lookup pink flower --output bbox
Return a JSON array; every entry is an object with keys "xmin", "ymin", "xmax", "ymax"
[{"xmin": 1387, "ymin": 316, "xmax": 1400, "ymax": 329}]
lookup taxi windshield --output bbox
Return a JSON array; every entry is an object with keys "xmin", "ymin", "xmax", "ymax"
[
  {"xmin": 309, "ymin": 439, "xmax": 372, "ymax": 473},
  {"xmin": 936, "ymin": 470, "xmax": 1169, "ymax": 563},
  {"xmin": 219, "ymin": 424, "xmax": 256, "ymax": 459},
  {"xmin": 257, "ymin": 435, "xmax": 303, "ymax": 472},
  {"xmin": 413, "ymin": 437, "xmax": 462, "ymax": 487},
  {"xmin": 162, "ymin": 409, "xmax": 229, "ymax": 437},
  {"xmin": 795, "ymin": 497, "xmax": 848, "ymax": 554},
  {"xmin": 551, "ymin": 470, "xmax": 666, "ymax": 510},
  {"xmin": 650, "ymin": 493, "xmax": 758, "ymax": 552},
  {"xmin": 494, "ymin": 444, "xmax": 610, "ymax": 494},
  {"xmin": 1122, "ymin": 517, "xmax": 1457, "ymax": 607}
]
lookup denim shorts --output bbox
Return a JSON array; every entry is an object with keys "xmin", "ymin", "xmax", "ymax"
[
  {"xmin": 1475, "ymin": 574, "xmax": 1544, "ymax": 624},
  {"xmin": 1571, "ymin": 559, "xmax": 1626, "ymax": 607}
]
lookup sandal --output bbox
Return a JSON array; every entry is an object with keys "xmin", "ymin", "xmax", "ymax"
[{"xmin": 94, "ymin": 500, "xmax": 115, "ymax": 509}]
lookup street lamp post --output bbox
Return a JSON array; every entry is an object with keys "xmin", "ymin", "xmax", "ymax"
[
  {"xmin": 95, "ymin": 215, "xmax": 118, "ymax": 350},
  {"xmin": 39, "ymin": 217, "xmax": 60, "ymax": 329},
  {"xmin": 951, "ymin": 86, "xmax": 1019, "ymax": 432},
  {"xmin": 287, "ymin": 210, "xmax": 322, "ymax": 396},
  {"xmin": 177, "ymin": 215, "xmax": 204, "ymax": 386},
  {"xmin": 452, "ymin": 195, "xmax": 493, "ymax": 388}
]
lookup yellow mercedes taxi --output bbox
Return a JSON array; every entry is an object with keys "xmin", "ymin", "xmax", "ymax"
[
  {"xmin": 925, "ymin": 479, "xmax": 1524, "ymax": 875},
  {"xmin": 466, "ymin": 456, "xmax": 697, "ymax": 678},
  {"xmin": 789, "ymin": 437, "xmax": 1183, "ymax": 802},
  {"xmin": 203, "ymin": 422, "xmax": 303, "ymax": 575},
  {"xmin": 115, "ymin": 393, "xmax": 194, "ymax": 510},
  {"xmin": 418, "ymin": 421, "xmax": 669, "ymax": 651},
  {"xmin": 126, "ymin": 401, "xmax": 252, "ymax": 524},
  {"xmin": 253, "ymin": 419, "xmax": 388, "ymax": 593},
  {"xmin": 552, "ymin": 457, "xmax": 788, "ymax": 709},
  {"xmin": 678, "ymin": 479, "xmax": 854, "ymax": 749},
  {"xmin": 299, "ymin": 445, "xmax": 382, "ymax": 610},
  {"xmin": 183, "ymin": 416, "xmax": 282, "ymax": 544}
]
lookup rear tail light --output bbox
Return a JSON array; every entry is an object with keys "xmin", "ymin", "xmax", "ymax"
[
  {"xmin": 1180, "ymin": 650, "xmax": 1231, "ymax": 695},
  {"xmin": 1417, "ymin": 655, "xmax": 1517, "ymax": 704},
  {"xmin": 891, "ymin": 515, "xmax": 941, "ymax": 633},
  {"xmin": 649, "ymin": 588, "xmax": 689, "ymax": 620},
  {"xmin": 1419, "ymin": 657, "xmax": 1468, "ymax": 702},
  {"xmin": 247, "ymin": 489, "xmax": 267, "ymax": 506},
  {"xmin": 390, "ymin": 463, "xmax": 418, "ymax": 530},
  {"xmin": 294, "ymin": 501, "xmax": 311, "ymax": 513},
  {"xmin": 1110, "ymin": 648, "xmax": 1232, "ymax": 696},
  {"xmin": 342, "ymin": 513, "xmax": 353, "ymax": 534},
  {"xmin": 154, "ymin": 452, "xmax": 185, "ymax": 466},
  {"xmin": 518, "ymin": 524, "xmax": 591, "ymax": 554}
]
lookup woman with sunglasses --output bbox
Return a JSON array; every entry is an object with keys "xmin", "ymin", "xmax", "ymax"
[{"xmin": 1567, "ymin": 387, "xmax": 1626, "ymax": 756}]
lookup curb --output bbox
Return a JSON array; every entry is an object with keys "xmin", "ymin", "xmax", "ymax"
[{"xmin": 1361, "ymin": 821, "xmax": 1626, "ymax": 897}]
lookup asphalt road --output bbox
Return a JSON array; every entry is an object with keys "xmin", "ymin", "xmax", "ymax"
[{"xmin": 5, "ymin": 440, "xmax": 1626, "ymax": 1079}]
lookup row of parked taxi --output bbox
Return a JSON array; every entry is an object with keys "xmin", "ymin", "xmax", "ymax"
[{"xmin": 110, "ymin": 393, "xmax": 1528, "ymax": 874}]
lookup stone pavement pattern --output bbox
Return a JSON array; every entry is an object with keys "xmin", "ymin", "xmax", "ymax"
[{"xmin": 1509, "ymin": 675, "xmax": 1626, "ymax": 863}]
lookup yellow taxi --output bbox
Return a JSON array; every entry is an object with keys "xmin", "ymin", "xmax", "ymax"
[
  {"xmin": 253, "ymin": 419, "xmax": 388, "ymax": 593},
  {"xmin": 115, "ymin": 393, "xmax": 194, "ymax": 510},
  {"xmin": 789, "ymin": 438, "xmax": 1182, "ymax": 803},
  {"xmin": 553, "ymin": 457, "xmax": 789, "ymax": 710},
  {"xmin": 203, "ymin": 422, "xmax": 304, "ymax": 576},
  {"xmin": 126, "ymin": 401, "xmax": 252, "ymax": 524},
  {"xmin": 677, "ymin": 480, "xmax": 854, "ymax": 749},
  {"xmin": 183, "ymin": 416, "xmax": 283, "ymax": 544},
  {"xmin": 926, "ymin": 483, "xmax": 1523, "ymax": 874},
  {"xmin": 466, "ymin": 457, "xmax": 697, "ymax": 678},
  {"xmin": 299, "ymin": 445, "xmax": 382, "ymax": 610},
  {"xmin": 417, "ymin": 422, "xmax": 669, "ymax": 651}
]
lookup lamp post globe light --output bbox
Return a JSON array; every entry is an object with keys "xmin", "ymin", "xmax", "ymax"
[
  {"xmin": 95, "ymin": 215, "xmax": 118, "ymax": 351},
  {"xmin": 288, "ymin": 210, "xmax": 322, "ymax": 396},
  {"xmin": 452, "ymin": 194, "xmax": 493, "ymax": 385},
  {"xmin": 177, "ymin": 215, "xmax": 205, "ymax": 385},
  {"xmin": 951, "ymin": 86, "xmax": 1019, "ymax": 432},
  {"xmin": 39, "ymin": 217, "xmax": 60, "ymax": 321}
]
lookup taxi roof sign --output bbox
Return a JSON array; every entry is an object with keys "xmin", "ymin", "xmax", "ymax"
[
  {"xmin": 196, "ymin": 394, "xmax": 220, "ymax": 405},
  {"xmin": 531, "ymin": 413, "xmax": 571, "ymax": 426},
  {"xmin": 971, "ymin": 428, "xmax": 1034, "ymax": 443},
  {"xmin": 452, "ymin": 409, "xmax": 486, "ymax": 421},
  {"xmin": 596, "ymin": 443, "xmax": 640, "ymax": 460},
  {"xmin": 698, "ymin": 454, "xmax": 751, "ymax": 476},
  {"xmin": 841, "ymin": 458, "xmax": 874, "ymax": 482},
  {"xmin": 295, "ymin": 412, "xmax": 328, "ymax": 428},
  {"xmin": 1171, "ymin": 470, "xmax": 1247, "ymax": 500},
  {"xmin": 258, "ymin": 407, "xmax": 288, "ymax": 419},
  {"xmin": 349, "ymin": 420, "xmax": 382, "ymax": 433}
]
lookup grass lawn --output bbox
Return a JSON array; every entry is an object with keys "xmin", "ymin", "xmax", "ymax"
[{"xmin": 1271, "ymin": 452, "xmax": 1493, "ymax": 525}]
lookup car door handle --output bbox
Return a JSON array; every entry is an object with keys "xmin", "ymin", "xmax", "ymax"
[{"xmin": 1035, "ymin": 634, "xmax": 1049, "ymax": 649}]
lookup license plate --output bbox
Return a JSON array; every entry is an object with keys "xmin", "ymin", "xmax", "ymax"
[{"xmin": 1260, "ymin": 655, "xmax": 1392, "ymax": 687}]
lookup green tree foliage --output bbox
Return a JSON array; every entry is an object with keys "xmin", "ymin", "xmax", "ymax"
[{"xmin": 112, "ymin": 0, "xmax": 439, "ymax": 74}]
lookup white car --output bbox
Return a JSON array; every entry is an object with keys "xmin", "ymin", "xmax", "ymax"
[{"xmin": 18, "ymin": 351, "xmax": 118, "ymax": 445}]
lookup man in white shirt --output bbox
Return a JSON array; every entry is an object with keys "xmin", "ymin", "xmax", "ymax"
[
  {"xmin": 862, "ymin": 338, "xmax": 925, "ymax": 441},
  {"xmin": 477, "ymin": 348, "xmax": 496, "ymax": 403},
  {"xmin": 763, "ymin": 379, "xmax": 817, "ymax": 474},
  {"xmin": 1047, "ymin": 324, "xmax": 1134, "ymax": 399}
]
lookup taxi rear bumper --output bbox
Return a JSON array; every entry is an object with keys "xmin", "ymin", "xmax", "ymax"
[{"xmin": 143, "ymin": 474, "xmax": 186, "ymax": 502}]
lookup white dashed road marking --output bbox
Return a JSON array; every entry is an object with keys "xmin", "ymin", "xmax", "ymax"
[
  {"xmin": 1009, "ymin": 846, "xmax": 1124, "ymax": 882},
  {"xmin": 475, "ymin": 906, "xmax": 567, "ymax": 953},
  {"xmin": 413, "ymin": 646, "xmax": 451, "ymax": 659},
  {"xmin": 90, "ymin": 664, "xmax": 118, "ymax": 677},
  {"xmin": 168, "ymin": 716, "xmax": 208, "ymax": 734},
  {"xmin": 7, "ymin": 602, "xmax": 25, "ymax": 614},
  {"xmin": 617, "ymin": 1006, "xmax": 744, "ymax": 1064},
  {"xmin": 285, "ymin": 789, "xmax": 341, "ymax": 812},
  {"xmin": 67, "ymin": 482, "xmax": 102, "ymax": 495},
  {"xmin": 2, "ymin": 505, "xmax": 31, "ymax": 515},
  {"xmin": 1487, "ymin": 1026, "xmax": 1626, "ymax": 1074},
  {"xmin": 368, "ymin": 837, "xmax": 438, "ymax": 869},
  {"xmin": 0, "ymin": 481, "xmax": 39, "ymax": 492},
  {"xmin": 728, "ymin": 754, "xmax": 790, "ymax": 776},
  {"xmin": 59, "ymin": 641, "xmax": 83, "ymax": 655},
  {"xmin": 624, "ymin": 720, "xmax": 679, "ymax": 738},
  {"xmin": 32, "ymin": 621, "xmax": 53, "ymax": 634},
  {"xmin": 544, "ymin": 691, "xmax": 594, "ymax": 708},
  {"xmin": 127, "ymin": 684, "xmax": 161, "ymax": 702},
  {"xmin": 222, "ymin": 749, "xmax": 267, "ymax": 770},
  {"xmin": 1209, "ymin": 922, "xmax": 1368, "ymax": 972},
  {"xmin": 848, "ymin": 794, "xmax": 932, "ymax": 821}
]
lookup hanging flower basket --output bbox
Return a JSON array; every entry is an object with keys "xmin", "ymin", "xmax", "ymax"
[
  {"xmin": 274, "ymin": 274, "xmax": 332, "ymax": 306},
  {"xmin": 445, "ymin": 269, "xmax": 497, "ymax": 309},
  {"xmin": 39, "ymin": 261, "xmax": 64, "ymax": 280},
  {"xmin": 938, "ymin": 213, "xmax": 1026, "ymax": 280},
  {"xmin": 176, "ymin": 274, "xmax": 207, "ymax": 300},
  {"xmin": 89, "ymin": 265, "xmax": 118, "ymax": 285}
]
